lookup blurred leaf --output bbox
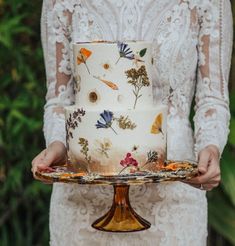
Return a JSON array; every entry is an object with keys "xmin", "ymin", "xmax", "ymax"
[
  {"xmin": 220, "ymin": 151, "xmax": 235, "ymax": 207},
  {"xmin": 230, "ymin": 90, "xmax": 235, "ymax": 115},
  {"xmin": 228, "ymin": 119, "xmax": 235, "ymax": 146},
  {"xmin": 208, "ymin": 189, "xmax": 235, "ymax": 245},
  {"xmin": 0, "ymin": 15, "xmax": 32, "ymax": 48}
]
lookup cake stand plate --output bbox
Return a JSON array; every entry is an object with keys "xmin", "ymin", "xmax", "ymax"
[{"xmin": 35, "ymin": 160, "xmax": 198, "ymax": 233}]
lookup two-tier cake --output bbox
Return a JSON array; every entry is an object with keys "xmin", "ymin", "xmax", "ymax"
[{"xmin": 65, "ymin": 41, "xmax": 167, "ymax": 176}]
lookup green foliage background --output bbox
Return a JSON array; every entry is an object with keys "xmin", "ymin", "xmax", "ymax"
[{"xmin": 0, "ymin": 1, "xmax": 235, "ymax": 245}]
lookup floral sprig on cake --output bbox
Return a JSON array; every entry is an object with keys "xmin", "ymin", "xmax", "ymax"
[
  {"xmin": 140, "ymin": 150, "xmax": 159, "ymax": 170},
  {"xmin": 78, "ymin": 137, "xmax": 92, "ymax": 164},
  {"xmin": 95, "ymin": 110, "xmax": 117, "ymax": 135},
  {"xmin": 66, "ymin": 108, "xmax": 86, "ymax": 143},
  {"xmin": 94, "ymin": 138, "xmax": 112, "ymax": 158},
  {"xmin": 119, "ymin": 153, "xmax": 139, "ymax": 175},
  {"xmin": 125, "ymin": 65, "xmax": 150, "ymax": 109},
  {"xmin": 115, "ymin": 115, "xmax": 137, "ymax": 130}
]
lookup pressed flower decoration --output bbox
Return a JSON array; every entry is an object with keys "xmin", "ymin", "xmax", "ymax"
[
  {"xmin": 116, "ymin": 42, "xmax": 147, "ymax": 65},
  {"xmin": 78, "ymin": 137, "xmax": 92, "ymax": 165},
  {"xmin": 66, "ymin": 108, "xmax": 86, "ymax": 149},
  {"xmin": 150, "ymin": 113, "xmax": 163, "ymax": 135},
  {"xmin": 77, "ymin": 48, "xmax": 92, "ymax": 74},
  {"xmin": 132, "ymin": 145, "xmax": 139, "ymax": 152},
  {"xmin": 89, "ymin": 91, "xmax": 99, "ymax": 103},
  {"xmin": 115, "ymin": 115, "xmax": 137, "ymax": 130},
  {"xmin": 101, "ymin": 61, "xmax": 112, "ymax": 71},
  {"xmin": 116, "ymin": 42, "xmax": 134, "ymax": 64},
  {"xmin": 140, "ymin": 150, "xmax": 159, "ymax": 170},
  {"xmin": 74, "ymin": 74, "xmax": 81, "ymax": 94},
  {"xmin": 94, "ymin": 138, "xmax": 112, "ymax": 158},
  {"xmin": 133, "ymin": 47, "xmax": 147, "ymax": 66},
  {"xmin": 93, "ymin": 75, "xmax": 119, "ymax": 90},
  {"xmin": 95, "ymin": 110, "xmax": 117, "ymax": 134},
  {"xmin": 125, "ymin": 65, "xmax": 150, "ymax": 109},
  {"xmin": 119, "ymin": 153, "xmax": 139, "ymax": 174}
]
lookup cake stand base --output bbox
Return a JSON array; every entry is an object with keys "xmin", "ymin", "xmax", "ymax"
[{"xmin": 92, "ymin": 184, "xmax": 151, "ymax": 232}]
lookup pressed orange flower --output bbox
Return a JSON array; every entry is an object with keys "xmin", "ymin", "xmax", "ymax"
[{"xmin": 77, "ymin": 48, "xmax": 92, "ymax": 74}]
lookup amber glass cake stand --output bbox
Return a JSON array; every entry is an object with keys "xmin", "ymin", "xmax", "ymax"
[
  {"xmin": 92, "ymin": 184, "xmax": 150, "ymax": 232},
  {"xmin": 35, "ymin": 161, "xmax": 197, "ymax": 232}
]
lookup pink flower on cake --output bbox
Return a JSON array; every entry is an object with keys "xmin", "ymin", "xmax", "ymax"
[
  {"xmin": 119, "ymin": 153, "xmax": 139, "ymax": 175},
  {"xmin": 120, "ymin": 153, "xmax": 138, "ymax": 167}
]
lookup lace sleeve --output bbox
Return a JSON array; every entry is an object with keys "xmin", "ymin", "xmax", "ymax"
[
  {"xmin": 41, "ymin": 0, "xmax": 74, "ymax": 147},
  {"xmin": 194, "ymin": 0, "xmax": 233, "ymax": 157}
]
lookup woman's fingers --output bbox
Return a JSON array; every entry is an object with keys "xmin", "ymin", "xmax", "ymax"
[
  {"xmin": 31, "ymin": 150, "xmax": 46, "ymax": 174},
  {"xmin": 190, "ymin": 158, "xmax": 220, "ymax": 184},
  {"xmin": 32, "ymin": 149, "xmax": 46, "ymax": 166},
  {"xmin": 186, "ymin": 174, "xmax": 220, "ymax": 185},
  {"xmin": 184, "ymin": 179, "xmax": 219, "ymax": 191},
  {"xmin": 31, "ymin": 149, "xmax": 56, "ymax": 177},
  {"xmin": 197, "ymin": 149, "xmax": 210, "ymax": 174},
  {"xmin": 182, "ymin": 145, "xmax": 221, "ymax": 191},
  {"xmin": 31, "ymin": 141, "xmax": 67, "ymax": 183}
]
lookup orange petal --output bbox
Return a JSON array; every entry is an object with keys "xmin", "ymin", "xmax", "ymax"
[
  {"xmin": 99, "ymin": 78, "xmax": 119, "ymax": 90},
  {"xmin": 77, "ymin": 55, "xmax": 83, "ymax": 65},
  {"xmin": 80, "ymin": 48, "xmax": 92, "ymax": 59}
]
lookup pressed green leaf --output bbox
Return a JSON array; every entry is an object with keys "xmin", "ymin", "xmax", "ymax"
[{"xmin": 139, "ymin": 48, "xmax": 147, "ymax": 57}]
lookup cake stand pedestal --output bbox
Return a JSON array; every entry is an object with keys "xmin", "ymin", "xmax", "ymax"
[
  {"xmin": 35, "ymin": 160, "xmax": 197, "ymax": 233},
  {"xmin": 92, "ymin": 184, "xmax": 150, "ymax": 232}
]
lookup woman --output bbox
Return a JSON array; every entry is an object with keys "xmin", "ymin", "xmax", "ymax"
[{"xmin": 32, "ymin": 0, "xmax": 233, "ymax": 245}]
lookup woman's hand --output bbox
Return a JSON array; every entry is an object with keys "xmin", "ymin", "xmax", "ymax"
[
  {"xmin": 183, "ymin": 145, "xmax": 221, "ymax": 191},
  {"xmin": 31, "ymin": 141, "xmax": 67, "ymax": 180}
]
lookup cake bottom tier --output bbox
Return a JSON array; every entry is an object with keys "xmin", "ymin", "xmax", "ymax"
[{"xmin": 65, "ymin": 105, "xmax": 167, "ymax": 176}]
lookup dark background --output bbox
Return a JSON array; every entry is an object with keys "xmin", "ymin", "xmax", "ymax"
[{"xmin": 0, "ymin": 1, "xmax": 235, "ymax": 245}]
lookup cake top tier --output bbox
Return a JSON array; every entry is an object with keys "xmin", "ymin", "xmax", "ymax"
[{"xmin": 73, "ymin": 41, "xmax": 154, "ymax": 110}]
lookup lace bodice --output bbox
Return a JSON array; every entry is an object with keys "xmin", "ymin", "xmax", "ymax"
[{"xmin": 40, "ymin": 1, "xmax": 233, "ymax": 245}]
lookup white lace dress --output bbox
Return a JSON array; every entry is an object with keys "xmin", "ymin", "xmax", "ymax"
[{"xmin": 40, "ymin": 0, "xmax": 233, "ymax": 245}]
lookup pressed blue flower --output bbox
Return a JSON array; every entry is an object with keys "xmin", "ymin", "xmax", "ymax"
[
  {"xmin": 95, "ymin": 110, "xmax": 117, "ymax": 134},
  {"xmin": 116, "ymin": 41, "xmax": 134, "ymax": 64},
  {"xmin": 96, "ymin": 110, "xmax": 113, "ymax": 128}
]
